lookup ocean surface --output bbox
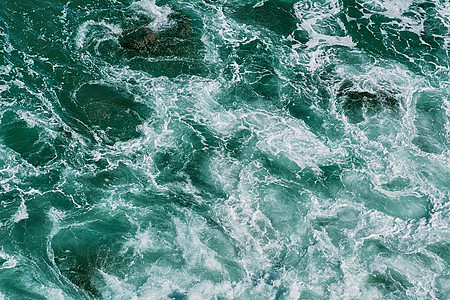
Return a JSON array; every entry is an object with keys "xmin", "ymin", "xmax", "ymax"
[{"xmin": 0, "ymin": 0, "xmax": 449, "ymax": 299}]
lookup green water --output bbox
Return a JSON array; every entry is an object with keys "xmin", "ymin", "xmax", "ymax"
[{"xmin": 0, "ymin": 0, "xmax": 449, "ymax": 299}]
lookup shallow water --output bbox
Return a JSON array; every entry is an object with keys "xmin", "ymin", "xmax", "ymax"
[{"xmin": 0, "ymin": 0, "xmax": 449, "ymax": 299}]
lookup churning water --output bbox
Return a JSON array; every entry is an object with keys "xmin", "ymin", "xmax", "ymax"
[{"xmin": 0, "ymin": 0, "xmax": 449, "ymax": 299}]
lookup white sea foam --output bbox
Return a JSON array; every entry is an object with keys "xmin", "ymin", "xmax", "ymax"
[
  {"xmin": 76, "ymin": 20, "xmax": 122, "ymax": 49},
  {"xmin": 1, "ymin": 0, "xmax": 448, "ymax": 298},
  {"xmin": 99, "ymin": 270, "xmax": 139, "ymax": 300},
  {"xmin": 294, "ymin": 0, "xmax": 356, "ymax": 50},
  {"xmin": 87, "ymin": 3, "xmax": 448, "ymax": 295},
  {"xmin": 0, "ymin": 248, "xmax": 18, "ymax": 269},
  {"xmin": 0, "ymin": 85, "xmax": 8, "ymax": 94},
  {"xmin": 174, "ymin": 214, "xmax": 223, "ymax": 272},
  {"xmin": 130, "ymin": 0, "xmax": 173, "ymax": 32},
  {"xmin": 12, "ymin": 199, "xmax": 28, "ymax": 223}
]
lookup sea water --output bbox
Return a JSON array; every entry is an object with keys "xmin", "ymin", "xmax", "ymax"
[{"xmin": 0, "ymin": 0, "xmax": 449, "ymax": 299}]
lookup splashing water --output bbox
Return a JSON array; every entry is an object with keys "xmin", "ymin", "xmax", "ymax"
[{"xmin": 0, "ymin": 0, "xmax": 449, "ymax": 299}]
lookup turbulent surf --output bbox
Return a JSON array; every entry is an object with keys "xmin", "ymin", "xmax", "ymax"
[{"xmin": 0, "ymin": 0, "xmax": 449, "ymax": 299}]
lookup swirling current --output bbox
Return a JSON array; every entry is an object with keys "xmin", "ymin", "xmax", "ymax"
[{"xmin": 0, "ymin": 0, "xmax": 449, "ymax": 299}]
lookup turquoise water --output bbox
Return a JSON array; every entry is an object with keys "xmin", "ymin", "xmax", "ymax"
[{"xmin": 0, "ymin": 0, "xmax": 449, "ymax": 298}]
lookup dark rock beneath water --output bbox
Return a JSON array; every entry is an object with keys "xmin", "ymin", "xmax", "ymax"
[
  {"xmin": 119, "ymin": 11, "xmax": 195, "ymax": 56},
  {"xmin": 120, "ymin": 28, "xmax": 159, "ymax": 53},
  {"xmin": 338, "ymin": 82, "xmax": 399, "ymax": 109},
  {"xmin": 61, "ymin": 84, "xmax": 147, "ymax": 143},
  {"xmin": 337, "ymin": 79, "xmax": 400, "ymax": 123},
  {"xmin": 52, "ymin": 217, "xmax": 132, "ymax": 298},
  {"xmin": 168, "ymin": 291, "xmax": 188, "ymax": 300}
]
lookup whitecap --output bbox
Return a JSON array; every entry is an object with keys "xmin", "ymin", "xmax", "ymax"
[
  {"xmin": 12, "ymin": 199, "xmax": 28, "ymax": 223},
  {"xmin": 130, "ymin": 0, "xmax": 173, "ymax": 32}
]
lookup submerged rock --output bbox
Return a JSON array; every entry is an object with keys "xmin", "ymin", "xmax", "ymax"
[
  {"xmin": 120, "ymin": 28, "xmax": 159, "ymax": 53},
  {"xmin": 337, "ymin": 79, "xmax": 399, "ymax": 108},
  {"xmin": 52, "ymin": 217, "xmax": 132, "ymax": 298},
  {"xmin": 61, "ymin": 84, "xmax": 147, "ymax": 143},
  {"xmin": 337, "ymin": 79, "xmax": 400, "ymax": 123},
  {"xmin": 119, "ymin": 11, "xmax": 195, "ymax": 56},
  {"xmin": 168, "ymin": 291, "xmax": 188, "ymax": 300}
]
